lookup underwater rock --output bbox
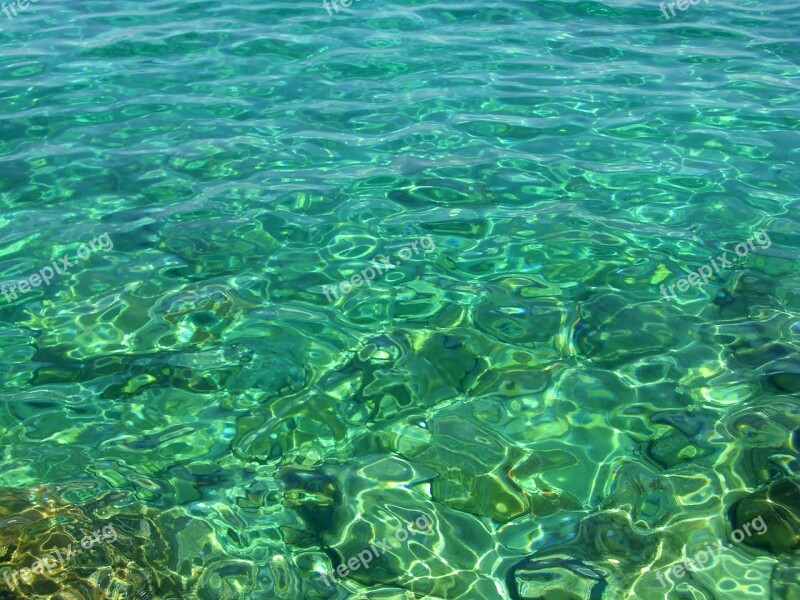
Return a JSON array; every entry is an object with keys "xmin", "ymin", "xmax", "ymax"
[
  {"xmin": 403, "ymin": 409, "xmax": 532, "ymax": 523},
  {"xmin": 0, "ymin": 486, "xmax": 183, "ymax": 600},
  {"xmin": 234, "ymin": 329, "xmax": 491, "ymax": 465},
  {"xmin": 505, "ymin": 510, "xmax": 658, "ymax": 599},
  {"xmin": 432, "ymin": 470, "xmax": 530, "ymax": 523},
  {"xmin": 599, "ymin": 462, "xmax": 681, "ymax": 529},
  {"xmin": 645, "ymin": 428, "xmax": 720, "ymax": 470},
  {"xmin": 579, "ymin": 511, "xmax": 658, "ymax": 565},
  {"xmin": 506, "ymin": 555, "xmax": 607, "ymax": 600},
  {"xmin": 770, "ymin": 562, "xmax": 800, "ymax": 600},
  {"xmin": 278, "ymin": 456, "xmax": 507, "ymax": 599},
  {"xmin": 573, "ymin": 293, "xmax": 685, "ymax": 369},
  {"xmin": 729, "ymin": 477, "xmax": 800, "ymax": 554},
  {"xmin": 730, "ymin": 272, "xmax": 780, "ymax": 319},
  {"xmin": 765, "ymin": 358, "xmax": 800, "ymax": 394},
  {"xmin": 278, "ymin": 464, "xmax": 342, "ymax": 537},
  {"xmin": 509, "ymin": 450, "xmax": 586, "ymax": 519},
  {"xmin": 473, "ymin": 296, "xmax": 564, "ymax": 346},
  {"xmin": 471, "ymin": 365, "xmax": 551, "ymax": 399},
  {"xmin": 713, "ymin": 289, "xmax": 736, "ymax": 307}
]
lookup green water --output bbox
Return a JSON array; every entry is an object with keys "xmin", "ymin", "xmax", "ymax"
[{"xmin": 1, "ymin": 0, "xmax": 799, "ymax": 598}]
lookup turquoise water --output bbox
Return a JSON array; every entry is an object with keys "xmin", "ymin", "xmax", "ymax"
[{"xmin": 1, "ymin": 0, "xmax": 799, "ymax": 598}]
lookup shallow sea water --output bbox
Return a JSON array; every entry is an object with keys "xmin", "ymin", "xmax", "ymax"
[{"xmin": 1, "ymin": 0, "xmax": 799, "ymax": 599}]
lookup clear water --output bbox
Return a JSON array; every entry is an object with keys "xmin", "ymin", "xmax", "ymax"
[{"xmin": 0, "ymin": 0, "xmax": 799, "ymax": 599}]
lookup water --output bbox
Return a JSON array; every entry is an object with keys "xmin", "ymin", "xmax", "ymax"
[{"xmin": 0, "ymin": 0, "xmax": 799, "ymax": 598}]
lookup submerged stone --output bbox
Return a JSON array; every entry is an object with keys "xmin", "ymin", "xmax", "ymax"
[
  {"xmin": 0, "ymin": 486, "xmax": 183, "ymax": 599},
  {"xmin": 506, "ymin": 555, "xmax": 607, "ymax": 600},
  {"xmin": 729, "ymin": 477, "xmax": 800, "ymax": 554}
]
